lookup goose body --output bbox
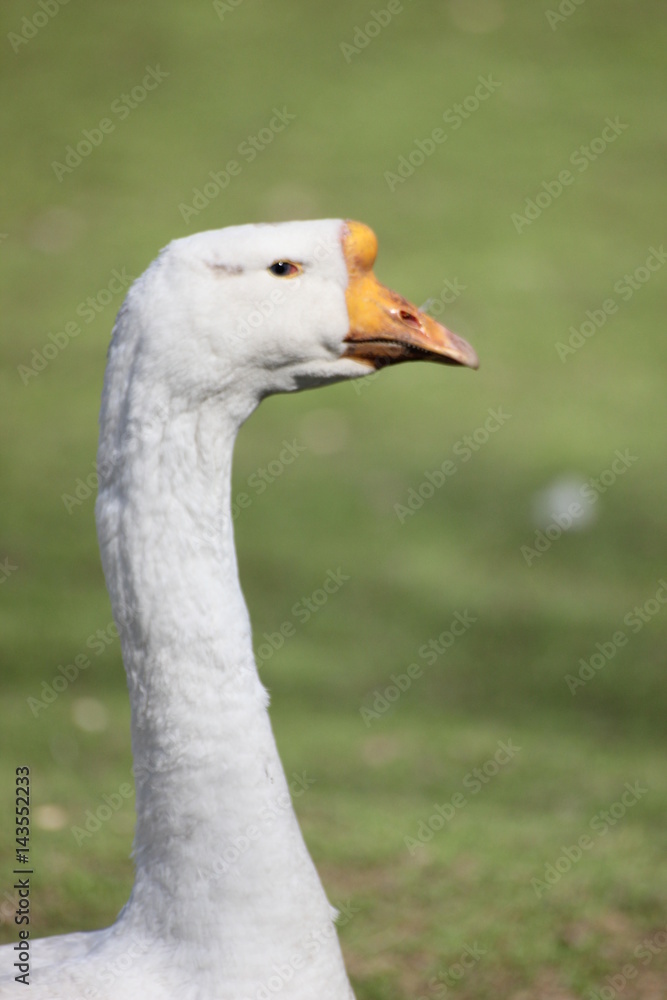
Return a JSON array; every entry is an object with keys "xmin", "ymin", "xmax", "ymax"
[{"xmin": 0, "ymin": 219, "xmax": 477, "ymax": 999}]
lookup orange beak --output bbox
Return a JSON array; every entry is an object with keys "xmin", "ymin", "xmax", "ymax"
[{"xmin": 342, "ymin": 221, "xmax": 479, "ymax": 371}]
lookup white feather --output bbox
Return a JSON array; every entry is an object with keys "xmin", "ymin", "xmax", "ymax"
[{"xmin": 1, "ymin": 220, "xmax": 367, "ymax": 1000}]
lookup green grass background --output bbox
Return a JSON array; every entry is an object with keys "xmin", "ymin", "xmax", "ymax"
[{"xmin": 1, "ymin": 1, "xmax": 666, "ymax": 997}]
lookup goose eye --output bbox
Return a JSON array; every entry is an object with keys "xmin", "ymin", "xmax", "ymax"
[{"xmin": 268, "ymin": 260, "xmax": 302, "ymax": 278}]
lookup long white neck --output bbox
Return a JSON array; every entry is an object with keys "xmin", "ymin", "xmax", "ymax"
[{"xmin": 95, "ymin": 333, "xmax": 353, "ymax": 997}]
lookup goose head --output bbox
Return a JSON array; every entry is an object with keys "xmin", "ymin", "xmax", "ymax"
[{"xmin": 117, "ymin": 219, "xmax": 478, "ymax": 415}]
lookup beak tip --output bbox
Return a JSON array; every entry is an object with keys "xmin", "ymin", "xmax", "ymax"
[{"xmin": 437, "ymin": 326, "xmax": 479, "ymax": 371}]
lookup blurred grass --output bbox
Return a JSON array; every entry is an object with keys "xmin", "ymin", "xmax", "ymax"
[{"xmin": 1, "ymin": 0, "xmax": 666, "ymax": 996}]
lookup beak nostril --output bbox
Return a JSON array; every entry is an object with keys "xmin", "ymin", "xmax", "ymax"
[{"xmin": 399, "ymin": 309, "xmax": 421, "ymax": 329}]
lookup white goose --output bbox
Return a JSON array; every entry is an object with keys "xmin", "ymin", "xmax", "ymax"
[{"xmin": 1, "ymin": 219, "xmax": 477, "ymax": 1000}]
